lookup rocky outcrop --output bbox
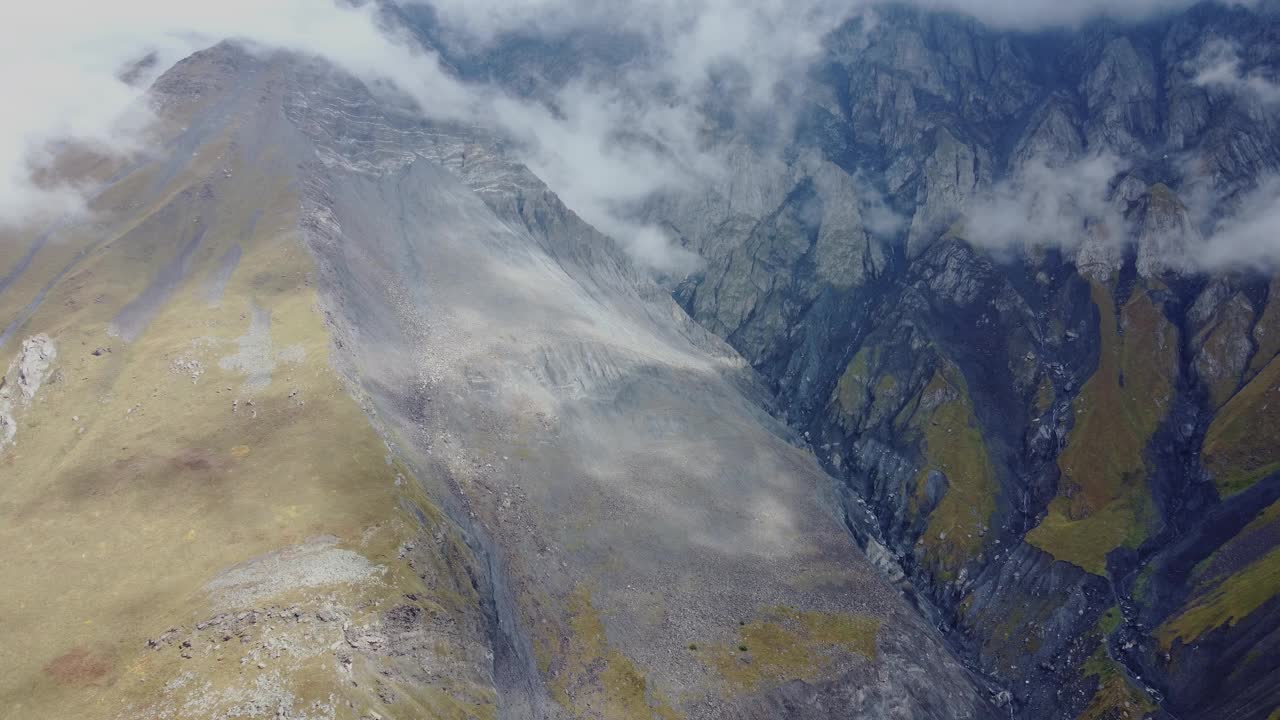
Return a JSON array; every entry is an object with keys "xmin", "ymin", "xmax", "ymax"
[
  {"xmin": 14, "ymin": 333, "xmax": 55, "ymax": 402},
  {"xmin": 0, "ymin": 396, "xmax": 12, "ymax": 448},
  {"xmin": 0, "ymin": 334, "xmax": 56, "ymax": 448},
  {"xmin": 5, "ymin": 3, "xmax": 1279, "ymax": 720},
  {"xmin": 0, "ymin": 40, "xmax": 1007, "ymax": 720},
  {"xmin": 560, "ymin": 5, "xmax": 1280, "ymax": 720},
  {"xmin": 285, "ymin": 49, "xmax": 996, "ymax": 717},
  {"xmin": 1136, "ymin": 184, "xmax": 1203, "ymax": 278}
]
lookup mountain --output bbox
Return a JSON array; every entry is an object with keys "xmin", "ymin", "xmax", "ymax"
[
  {"xmin": 3, "ymin": 2, "xmax": 1279, "ymax": 720},
  {"xmin": 659, "ymin": 8, "xmax": 1280, "ymax": 720},
  {"xmin": 0, "ymin": 40, "xmax": 996, "ymax": 720},
  {"xmin": 412, "ymin": 2, "xmax": 1280, "ymax": 718}
]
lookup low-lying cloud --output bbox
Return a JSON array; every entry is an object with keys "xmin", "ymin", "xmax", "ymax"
[
  {"xmin": 1192, "ymin": 38, "xmax": 1280, "ymax": 107},
  {"xmin": 1197, "ymin": 176, "xmax": 1280, "ymax": 271},
  {"xmin": 0, "ymin": 0, "xmax": 1272, "ymax": 276},
  {"xmin": 1, "ymin": 1, "xmax": 469, "ymax": 223},
  {"xmin": 963, "ymin": 154, "xmax": 1128, "ymax": 253},
  {"xmin": 962, "ymin": 150, "xmax": 1280, "ymax": 276},
  {"xmin": 910, "ymin": 0, "xmax": 1259, "ymax": 30}
]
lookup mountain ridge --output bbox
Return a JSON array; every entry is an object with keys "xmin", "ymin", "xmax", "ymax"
[
  {"xmin": 0, "ymin": 41, "xmax": 997, "ymax": 720},
  {"xmin": 410, "ymin": 2, "xmax": 1280, "ymax": 717},
  {"xmin": 2, "ymin": 2, "xmax": 1280, "ymax": 719}
]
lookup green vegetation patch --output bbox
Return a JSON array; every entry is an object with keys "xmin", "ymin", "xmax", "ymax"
[
  {"xmin": 1096, "ymin": 606, "xmax": 1123, "ymax": 637},
  {"xmin": 1157, "ymin": 547, "xmax": 1280, "ymax": 650},
  {"xmin": 1027, "ymin": 284, "xmax": 1175, "ymax": 575},
  {"xmin": 1204, "ymin": 354, "xmax": 1280, "ymax": 497},
  {"xmin": 1157, "ymin": 500, "xmax": 1280, "ymax": 650},
  {"xmin": 1034, "ymin": 374, "xmax": 1056, "ymax": 416},
  {"xmin": 538, "ymin": 586, "xmax": 683, "ymax": 720},
  {"xmin": 1077, "ymin": 646, "xmax": 1157, "ymax": 720},
  {"xmin": 699, "ymin": 606, "xmax": 880, "ymax": 693},
  {"xmin": 898, "ymin": 362, "xmax": 998, "ymax": 577},
  {"xmin": 835, "ymin": 345, "xmax": 878, "ymax": 423},
  {"xmin": 1131, "ymin": 563, "xmax": 1157, "ymax": 605},
  {"xmin": 834, "ymin": 343, "xmax": 906, "ymax": 431}
]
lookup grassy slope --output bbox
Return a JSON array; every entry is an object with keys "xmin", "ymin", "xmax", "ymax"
[
  {"xmin": 1027, "ymin": 283, "xmax": 1176, "ymax": 575},
  {"xmin": 696, "ymin": 605, "xmax": 880, "ymax": 694},
  {"xmin": 1077, "ymin": 645, "xmax": 1157, "ymax": 720},
  {"xmin": 900, "ymin": 362, "xmax": 999, "ymax": 578},
  {"xmin": 1204, "ymin": 353, "xmax": 1280, "ymax": 497},
  {"xmin": 835, "ymin": 343, "xmax": 999, "ymax": 579},
  {"xmin": 534, "ymin": 586, "xmax": 684, "ymax": 720},
  {"xmin": 1073, "ymin": 607, "xmax": 1157, "ymax": 720},
  {"xmin": 1158, "ymin": 500, "xmax": 1280, "ymax": 649},
  {"xmin": 0, "ymin": 106, "xmax": 491, "ymax": 720}
]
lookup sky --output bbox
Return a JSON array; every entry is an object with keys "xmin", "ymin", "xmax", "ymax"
[{"xmin": 0, "ymin": 0, "xmax": 1274, "ymax": 273}]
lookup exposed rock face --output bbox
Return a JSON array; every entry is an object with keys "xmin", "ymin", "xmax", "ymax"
[
  {"xmin": 907, "ymin": 127, "xmax": 988, "ymax": 258},
  {"xmin": 0, "ymin": 398, "xmax": 12, "ymax": 448},
  {"xmin": 4, "ymin": 4, "xmax": 1280, "ymax": 720},
  {"xmin": 14, "ymin": 334, "xmax": 55, "ymax": 402},
  {"xmin": 0, "ymin": 334, "xmax": 56, "ymax": 448},
  {"xmin": 0, "ymin": 41, "xmax": 996, "ymax": 720},
  {"xmin": 1135, "ymin": 185, "xmax": 1203, "ymax": 279},
  {"xmin": 283, "ymin": 49, "xmax": 995, "ymax": 719},
  {"xmin": 626, "ymin": 7, "xmax": 1280, "ymax": 720},
  {"xmin": 418, "ymin": 3, "xmax": 1280, "ymax": 720}
]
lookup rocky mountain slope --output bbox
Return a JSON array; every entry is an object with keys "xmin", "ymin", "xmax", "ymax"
[
  {"xmin": 411, "ymin": 2, "xmax": 1280, "ymax": 719},
  {"xmin": 0, "ymin": 41, "xmax": 997, "ymax": 720},
  {"xmin": 421, "ymin": 4, "xmax": 1280, "ymax": 720},
  {"xmin": 5, "ymin": 2, "xmax": 1280, "ymax": 720}
]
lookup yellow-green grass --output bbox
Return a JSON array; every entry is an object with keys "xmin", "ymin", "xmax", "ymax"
[
  {"xmin": 835, "ymin": 344, "xmax": 907, "ymax": 432},
  {"xmin": 1096, "ymin": 606, "xmax": 1123, "ymax": 637},
  {"xmin": 1027, "ymin": 284, "xmax": 1175, "ymax": 575},
  {"xmin": 1204, "ymin": 353, "xmax": 1280, "ymax": 497},
  {"xmin": 900, "ymin": 362, "xmax": 998, "ymax": 578},
  {"xmin": 696, "ymin": 605, "xmax": 880, "ymax": 694},
  {"xmin": 1077, "ymin": 646, "xmax": 1157, "ymax": 720},
  {"xmin": 1157, "ymin": 500, "xmax": 1280, "ymax": 650},
  {"xmin": 534, "ymin": 585, "xmax": 683, "ymax": 720},
  {"xmin": 0, "ymin": 122, "xmax": 486, "ymax": 719},
  {"xmin": 1034, "ymin": 374, "xmax": 1055, "ymax": 416},
  {"xmin": 1131, "ymin": 565, "xmax": 1155, "ymax": 605},
  {"xmin": 835, "ymin": 345, "xmax": 876, "ymax": 421},
  {"xmin": 837, "ymin": 344, "xmax": 1000, "ymax": 576},
  {"xmin": 1158, "ymin": 548, "xmax": 1280, "ymax": 649}
]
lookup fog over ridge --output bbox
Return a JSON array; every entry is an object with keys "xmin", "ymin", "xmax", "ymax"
[{"xmin": 1, "ymin": 0, "xmax": 1275, "ymax": 273}]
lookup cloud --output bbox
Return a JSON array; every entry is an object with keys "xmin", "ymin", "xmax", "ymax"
[
  {"xmin": 481, "ymin": 84, "xmax": 712, "ymax": 274},
  {"xmin": 1191, "ymin": 38, "xmax": 1280, "ymax": 107},
  {"xmin": 961, "ymin": 153, "xmax": 1128, "ymax": 253},
  {"xmin": 1197, "ymin": 176, "xmax": 1280, "ymax": 270},
  {"xmin": 0, "ymin": 0, "xmax": 878, "ymax": 274},
  {"xmin": 961, "ymin": 148, "xmax": 1280, "ymax": 276},
  {"xmin": 0, "ymin": 1, "xmax": 474, "ymax": 224},
  {"xmin": 858, "ymin": 177, "xmax": 908, "ymax": 237},
  {"xmin": 419, "ymin": 0, "xmax": 1235, "ymax": 46},
  {"xmin": 0, "ymin": 0, "xmax": 713, "ymax": 272},
  {"xmin": 422, "ymin": 0, "xmax": 852, "ymax": 102},
  {"xmin": 904, "ymin": 0, "xmax": 1258, "ymax": 30},
  {"xmin": 0, "ymin": 0, "xmax": 1268, "ymax": 276}
]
